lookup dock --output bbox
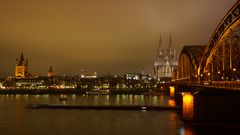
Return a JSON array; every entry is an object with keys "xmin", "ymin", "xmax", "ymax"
[{"xmin": 26, "ymin": 104, "xmax": 181, "ymax": 111}]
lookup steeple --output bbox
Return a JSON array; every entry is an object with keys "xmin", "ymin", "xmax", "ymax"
[
  {"xmin": 48, "ymin": 66, "xmax": 54, "ymax": 77},
  {"xmin": 49, "ymin": 66, "xmax": 53, "ymax": 72},
  {"xmin": 168, "ymin": 33, "xmax": 175, "ymax": 60},
  {"xmin": 18, "ymin": 52, "xmax": 25, "ymax": 66},
  {"xmin": 20, "ymin": 52, "xmax": 24, "ymax": 62},
  {"xmin": 157, "ymin": 34, "xmax": 164, "ymax": 58},
  {"xmin": 167, "ymin": 33, "xmax": 173, "ymax": 53}
]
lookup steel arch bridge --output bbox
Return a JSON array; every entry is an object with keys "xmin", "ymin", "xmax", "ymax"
[
  {"xmin": 172, "ymin": 45, "xmax": 206, "ymax": 82},
  {"xmin": 173, "ymin": 1, "xmax": 240, "ymax": 86}
]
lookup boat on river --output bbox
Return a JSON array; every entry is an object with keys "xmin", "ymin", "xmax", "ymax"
[
  {"xmin": 86, "ymin": 89, "xmax": 110, "ymax": 95},
  {"xmin": 59, "ymin": 95, "xmax": 67, "ymax": 100}
]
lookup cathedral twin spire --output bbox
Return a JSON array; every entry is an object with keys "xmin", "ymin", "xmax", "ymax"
[
  {"xmin": 157, "ymin": 33, "xmax": 175, "ymax": 60},
  {"xmin": 154, "ymin": 33, "xmax": 178, "ymax": 80},
  {"xmin": 157, "ymin": 34, "xmax": 164, "ymax": 59}
]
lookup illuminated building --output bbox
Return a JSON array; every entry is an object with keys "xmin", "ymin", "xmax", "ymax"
[
  {"xmin": 153, "ymin": 34, "xmax": 178, "ymax": 81},
  {"xmin": 0, "ymin": 82, "xmax": 5, "ymax": 89},
  {"xmin": 125, "ymin": 73, "xmax": 140, "ymax": 80},
  {"xmin": 80, "ymin": 72, "xmax": 98, "ymax": 78},
  {"xmin": 15, "ymin": 52, "xmax": 28, "ymax": 78},
  {"xmin": 48, "ymin": 66, "xmax": 54, "ymax": 77}
]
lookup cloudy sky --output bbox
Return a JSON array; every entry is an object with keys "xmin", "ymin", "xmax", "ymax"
[{"xmin": 0, "ymin": 0, "xmax": 237, "ymax": 77}]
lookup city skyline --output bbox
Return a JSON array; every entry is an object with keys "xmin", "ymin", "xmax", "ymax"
[
  {"xmin": 0, "ymin": 2, "xmax": 239, "ymax": 134},
  {"xmin": 0, "ymin": 0, "xmax": 237, "ymax": 77}
]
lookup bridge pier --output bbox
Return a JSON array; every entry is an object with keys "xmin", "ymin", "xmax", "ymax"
[{"xmin": 181, "ymin": 90, "xmax": 240, "ymax": 122}]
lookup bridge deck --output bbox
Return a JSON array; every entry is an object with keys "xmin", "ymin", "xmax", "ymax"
[{"xmin": 176, "ymin": 81, "xmax": 240, "ymax": 91}]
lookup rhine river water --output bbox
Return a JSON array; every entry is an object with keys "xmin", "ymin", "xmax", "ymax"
[{"xmin": 0, "ymin": 93, "xmax": 238, "ymax": 135}]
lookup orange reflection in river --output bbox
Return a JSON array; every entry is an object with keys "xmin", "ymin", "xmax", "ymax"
[
  {"xmin": 168, "ymin": 99, "xmax": 176, "ymax": 107},
  {"xmin": 169, "ymin": 86, "xmax": 175, "ymax": 98},
  {"xmin": 182, "ymin": 93, "xmax": 194, "ymax": 120}
]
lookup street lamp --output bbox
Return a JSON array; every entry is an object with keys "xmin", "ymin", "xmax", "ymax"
[
  {"xmin": 207, "ymin": 72, "xmax": 212, "ymax": 85},
  {"xmin": 233, "ymin": 68, "xmax": 237, "ymax": 81}
]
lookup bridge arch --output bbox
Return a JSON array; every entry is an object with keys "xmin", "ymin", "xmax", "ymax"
[
  {"xmin": 173, "ymin": 46, "xmax": 206, "ymax": 82},
  {"xmin": 199, "ymin": 1, "xmax": 240, "ymax": 81},
  {"xmin": 173, "ymin": 1, "xmax": 240, "ymax": 83}
]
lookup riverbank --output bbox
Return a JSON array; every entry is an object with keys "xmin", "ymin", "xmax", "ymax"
[{"xmin": 0, "ymin": 89, "xmax": 84, "ymax": 94}]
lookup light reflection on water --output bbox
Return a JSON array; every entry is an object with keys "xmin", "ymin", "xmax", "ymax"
[
  {"xmin": 16, "ymin": 94, "xmax": 174, "ymax": 106},
  {"xmin": 0, "ymin": 94, "xmax": 238, "ymax": 135},
  {"xmin": 0, "ymin": 94, "xmax": 182, "ymax": 135}
]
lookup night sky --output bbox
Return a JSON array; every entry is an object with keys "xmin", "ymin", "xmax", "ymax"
[{"xmin": 0, "ymin": 0, "xmax": 237, "ymax": 77}]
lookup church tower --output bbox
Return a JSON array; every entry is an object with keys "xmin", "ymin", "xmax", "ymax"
[
  {"xmin": 15, "ymin": 52, "xmax": 28, "ymax": 78},
  {"xmin": 153, "ymin": 33, "xmax": 178, "ymax": 81},
  {"xmin": 167, "ymin": 34, "xmax": 176, "ymax": 60},
  {"xmin": 48, "ymin": 66, "xmax": 54, "ymax": 77},
  {"xmin": 154, "ymin": 34, "xmax": 165, "ymax": 80},
  {"xmin": 157, "ymin": 34, "xmax": 164, "ymax": 59}
]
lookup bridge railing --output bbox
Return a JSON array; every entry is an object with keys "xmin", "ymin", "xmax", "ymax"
[
  {"xmin": 175, "ymin": 80, "xmax": 240, "ymax": 91},
  {"xmin": 205, "ymin": 81, "xmax": 240, "ymax": 90}
]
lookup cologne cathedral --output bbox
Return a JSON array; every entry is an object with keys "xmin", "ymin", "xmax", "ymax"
[{"xmin": 153, "ymin": 34, "xmax": 178, "ymax": 81}]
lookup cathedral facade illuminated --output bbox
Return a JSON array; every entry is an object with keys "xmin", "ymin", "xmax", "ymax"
[{"xmin": 153, "ymin": 34, "xmax": 178, "ymax": 81}]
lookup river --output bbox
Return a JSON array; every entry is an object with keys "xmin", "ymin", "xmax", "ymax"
[{"xmin": 0, "ymin": 94, "xmax": 237, "ymax": 135}]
